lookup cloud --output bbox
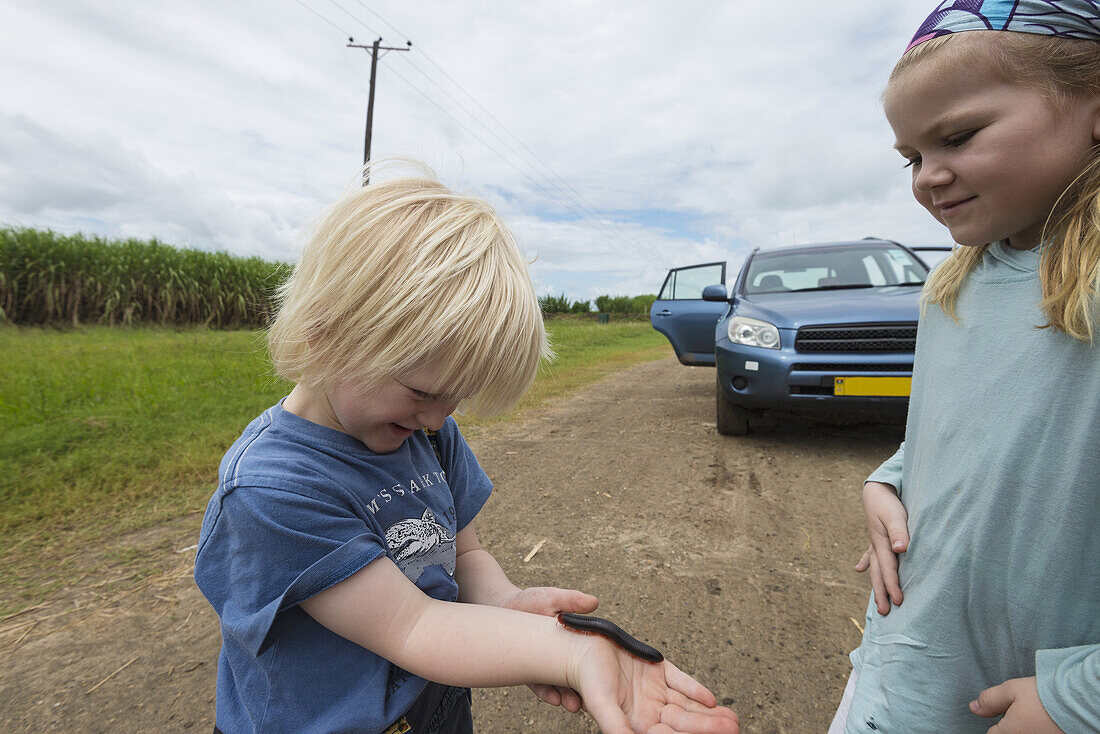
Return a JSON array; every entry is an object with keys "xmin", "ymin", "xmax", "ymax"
[
  {"xmin": 1, "ymin": 114, "xmax": 170, "ymax": 215},
  {"xmin": 0, "ymin": 112, "xmax": 318, "ymax": 260},
  {"xmin": 0, "ymin": 0, "xmax": 948, "ymax": 299}
]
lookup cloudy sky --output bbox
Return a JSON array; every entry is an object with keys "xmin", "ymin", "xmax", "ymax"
[{"xmin": 0, "ymin": 1, "xmax": 953, "ymax": 301}]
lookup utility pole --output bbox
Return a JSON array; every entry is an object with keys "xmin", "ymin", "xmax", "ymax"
[{"xmin": 347, "ymin": 37, "xmax": 412, "ymax": 185}]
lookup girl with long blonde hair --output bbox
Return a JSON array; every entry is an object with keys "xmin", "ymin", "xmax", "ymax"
[{"xmin": 834, "ymin": 3, "xmax": 1100, "ymax": 732}]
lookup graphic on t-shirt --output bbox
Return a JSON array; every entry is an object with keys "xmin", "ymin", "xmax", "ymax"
[{"xmin": 384, "ymin": 508, "xmax": 456, "ymax": 583}]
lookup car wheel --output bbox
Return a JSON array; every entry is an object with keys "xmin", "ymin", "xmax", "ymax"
[{"xmin": 716, "ymin": 376, "xmax": 750, "ymax": 435}]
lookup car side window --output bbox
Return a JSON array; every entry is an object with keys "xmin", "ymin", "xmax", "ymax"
[{"xmin": 660, "ymin": 264, "xmax": 725, "ymax": 300}]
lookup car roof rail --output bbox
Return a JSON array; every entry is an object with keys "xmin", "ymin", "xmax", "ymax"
[{"xmin": 862, "ymin": 236, "xmax": 902, "ymax": 246}]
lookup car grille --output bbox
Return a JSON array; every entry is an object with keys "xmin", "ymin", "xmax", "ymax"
[
  {"xmin": 794, "ymin": 323, "xmax": 917, "ymax": 353},
  {"xmin": 790, "ymin": 385, "xmax": 837, "ymax": 395},
  {"xmin": 792, "ymin": 363, "xmax": 913, "ymax": 372}
]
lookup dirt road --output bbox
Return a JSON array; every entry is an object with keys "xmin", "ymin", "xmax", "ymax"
[{"xmin": 0, "ymin": 355, "xmax": 903, "ymax": 733}]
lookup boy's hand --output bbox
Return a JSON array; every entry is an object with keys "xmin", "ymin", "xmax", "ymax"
[
  {"xmin": 504, "ymin": 586, "xmax": 598, "ymax": 713},
  {"xmin": 503, "ymin": 586, "xmax": 598, "ymax": 618},
  {"xmin": 572, "ymin": 640, "xmax": 740, "ymax": 734},
  {"xmin": 855, "ymin": 481, "xmax": 909, "ymax": 615},
  {"xmin": 969, "ymin": 677, "xmax": 1064, "ymax": 733}
]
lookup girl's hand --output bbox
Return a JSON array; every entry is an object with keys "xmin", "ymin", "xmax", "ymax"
[
  {"xmin": 970, "ymin": 677, "xmax": 1064, "ymax": 733},
  {"xmin": 503, "ymin": 586, "xmax": 598, "ymax": 712},
  {"xmin": 571, "ymin": 639, "xmax": 740, "ymax": 734},
  {"xmin": 855, "ymin": 481, "xmax": 909, "ymax": 615}
]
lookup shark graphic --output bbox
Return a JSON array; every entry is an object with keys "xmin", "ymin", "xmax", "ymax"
[{"xmin": 384, "ymin": 508, "xmax": 456, "ymax": 584}]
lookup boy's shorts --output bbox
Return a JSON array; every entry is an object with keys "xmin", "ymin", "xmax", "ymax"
[
  {"xmin": 212, "ymin": 682, "xmax": 472, "ymax": 734},
  {"xmin": 385, "ymin": 681, "xmax": 473, "ymax": 734}
]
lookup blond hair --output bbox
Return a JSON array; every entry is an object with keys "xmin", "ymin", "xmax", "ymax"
[
  {"xmin": 889, "ymin": 32, "xmax": 1100, "ymax": 342},
  {"xmin": 268, "ymin": 169, "xmax": 550, "ymax": 416}
]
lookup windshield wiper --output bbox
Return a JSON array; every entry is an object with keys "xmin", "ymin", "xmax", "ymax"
[{"xmin": 789, "ymin": 284, "xmax": 875, "ymax": 292}]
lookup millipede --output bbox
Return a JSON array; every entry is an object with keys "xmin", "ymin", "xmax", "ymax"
[{"xmin": 558, "ymin": 612, "xmax": 664, "ymax": 663}]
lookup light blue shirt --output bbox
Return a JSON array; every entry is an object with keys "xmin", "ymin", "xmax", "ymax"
[{"xmin": 848, "ymin": 242, "xmax": 1100, "ymax": 733}]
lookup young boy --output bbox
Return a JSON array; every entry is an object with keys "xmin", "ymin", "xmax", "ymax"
[{"xmin": 194, "ymin": 171, "xmax": 740, "ymax": 734}]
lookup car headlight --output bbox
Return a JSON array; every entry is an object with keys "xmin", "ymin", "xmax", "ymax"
[{"xmin": 728, "ymin": 316, "xmax": 780, "ymax": 349}]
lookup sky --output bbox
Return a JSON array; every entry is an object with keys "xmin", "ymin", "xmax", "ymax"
[{"xmin": 0, "ymin": 1, "xmax": 953, "ymax": 301}]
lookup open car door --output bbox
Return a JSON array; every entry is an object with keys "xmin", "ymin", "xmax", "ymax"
[{"xmin": 650, "ymin": 261, "xmax": 727, "ymax": 366}]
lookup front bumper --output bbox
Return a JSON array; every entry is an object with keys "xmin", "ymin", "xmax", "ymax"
[{"xmin": 715, "ymin": 337, "xmax": 912, "ymax": 422}]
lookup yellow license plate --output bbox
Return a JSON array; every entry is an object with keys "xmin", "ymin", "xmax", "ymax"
[{"xmin": 834, "ymin": 376, "xmax": 911, "ymax": 397}]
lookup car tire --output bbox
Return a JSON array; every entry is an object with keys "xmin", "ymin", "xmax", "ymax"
[{"xmin": 716, "ymin": 377, "xmax": 750, "ymax": 435}]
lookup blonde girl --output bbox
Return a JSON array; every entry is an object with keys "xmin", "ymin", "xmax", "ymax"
[{"xmin": 833, "ymin": 3, "xmax": 1100, "ymax": 732}]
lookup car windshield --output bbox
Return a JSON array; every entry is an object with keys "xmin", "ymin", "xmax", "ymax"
[
  {"xmin": 913, "ymin": 247, "xmax": 953, "ymax": 270},
  {"xmin": 742, "ymin": 245, "xmax": 928, "ymax": 294}
]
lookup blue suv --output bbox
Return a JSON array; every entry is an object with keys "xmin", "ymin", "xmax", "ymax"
[{"xmin": 651, "ymin": 239, "xmax": 944, "ymax": 434}]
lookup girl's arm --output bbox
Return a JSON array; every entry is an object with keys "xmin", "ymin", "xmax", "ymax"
[
  {"xmin": 969, "ymin": 677, "xmax": 1063, "ymax": 733},
  {"xmin": 854, "ymin": 480, "xmax": 910, "ymax": 615},
  {"xmin": 854, "ymin": 442, "xmax": 909, "ymax": 615},
  {"xmin": 300, "ymin": 554, "xmax": 740, "ymax": 734}
]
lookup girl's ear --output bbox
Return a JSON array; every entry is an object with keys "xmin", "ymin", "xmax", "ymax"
[{"xmin": 1092, "ymin": 96, "xmax": 1100, "ymax": 143}]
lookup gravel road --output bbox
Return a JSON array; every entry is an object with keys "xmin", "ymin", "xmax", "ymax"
[{"xmin": 0, "ymin": 355, "xmax": 903, "ymax": 733}]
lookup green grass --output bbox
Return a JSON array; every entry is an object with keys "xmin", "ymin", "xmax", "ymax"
[
  {"xmin": 0, "ymin": 327, "xmax": 287, "ymax": 531},
  {"xmin": 482, "ymin": 317, "xmax": 671, "ymax": 425},
  {"xmin": 0, "ymin": 321, "xmax": 670, "ymax": 612}
]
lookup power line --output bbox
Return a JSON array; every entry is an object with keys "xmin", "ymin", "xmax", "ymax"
[
  {"xmin": 339, "ymin": 1, "xmax": 671, "ymax": 268},
  {"xmin": 344, "ymin": 3, "xmax": 653, "ymax": 244},
  {"xmin": 328, "ymin": 2, "xmax": 629, "ymax": 253},
  {"xmin": 291, "ymin": 0, "xmax": 353, "ymax": 37},
  {"xmin": 325, "ymin": 0, "xmax": 383, "ymax": 38},
  {"xmin": 377, "ymin": 59, "xmax": 668, "ymax": 269},
  {"xmin": 350, "ymin": 0, "xmax": 408, "ymax": 39},
  {"xmin": 290, "ymin": 0, "xmax": 672, "ymax": 269},
  {"xmin": 390, "ymin": 53, "xmax": 672, "ymax": 268},
  {"xmin": 330, "ymin": 1, "xmax": 668, "ymax": 267}
]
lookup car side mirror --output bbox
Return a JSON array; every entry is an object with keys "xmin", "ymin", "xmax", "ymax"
[{"xmin": 701, "ymin": 284, "xmax": 728, "ymax": 302}]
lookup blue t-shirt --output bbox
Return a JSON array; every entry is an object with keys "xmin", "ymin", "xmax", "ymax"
[{"xmin": 194, "ymin": 401, "xmax": 492, "ymax": 733}]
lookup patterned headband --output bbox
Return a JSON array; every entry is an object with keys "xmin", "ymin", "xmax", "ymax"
[{"xmin": 908, "ymin": 0, "xmax": 1100, "ymax": 51}]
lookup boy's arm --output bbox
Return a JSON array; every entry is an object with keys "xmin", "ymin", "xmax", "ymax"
[
  {"xmin": 300, "ymin": 554, "xmax": 740, "ymax": 734},
  {"xmin": 454, "ymin": 522, "xmax": 597, "ymax": 712},
  {"xmin": 454, "ymin": 522, "xmax": 598, "ymax": 614},
  {"xmin": 302, "ymin": 554, "xmax": 580, "ymax": 688}
]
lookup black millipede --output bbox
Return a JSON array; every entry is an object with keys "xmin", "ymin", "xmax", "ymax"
[{"xmin": 558, "ymin": 612, "xmax": 664, "ymax": 663}]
